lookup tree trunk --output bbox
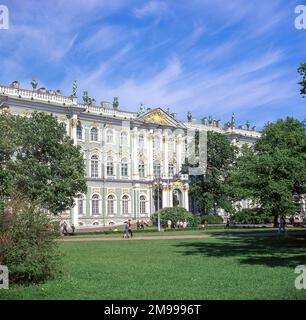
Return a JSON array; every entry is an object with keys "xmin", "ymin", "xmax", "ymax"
[{"xmin": 273, "ymin": 214, "xmax": 279, "ymax": 228}]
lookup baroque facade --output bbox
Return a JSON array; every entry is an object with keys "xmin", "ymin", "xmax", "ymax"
[{"xmin": 0, "ymin": 81, "xmax": 261, "ymax": 227}]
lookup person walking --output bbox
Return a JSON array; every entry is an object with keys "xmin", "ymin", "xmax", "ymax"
[
  {"xmin": 62, "ymin": 221, "xmax": 68, "ymax": 235},
  {"xmin": 128, "ymin": 219, "xmax": 133, "ymax": 239},
  {"xmin": 123, "ymin": 222, "xmax": 129, "ymax": 238},
  {"xmin": 278, "ymin": 216, "xmax": 286, "ymax": 234},
  {"xmin": 225, "ymin": 218, "xmax": 230, "ymax": 229}
]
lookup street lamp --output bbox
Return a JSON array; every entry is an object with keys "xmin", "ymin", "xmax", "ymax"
[{"xmin": 154, "ymin": 178, "xmax": 162, "ymax": 232}]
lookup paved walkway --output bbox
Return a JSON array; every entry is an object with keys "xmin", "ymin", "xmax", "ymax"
[
  {"xmin": 57, "ymin": 230, "xmax": 306, "ymax": 242},
  {"xmin": 58, "ymin": 235, "xmax": 211, "ymax": 242}
]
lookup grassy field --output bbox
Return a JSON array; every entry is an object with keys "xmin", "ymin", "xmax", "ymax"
[{"xmin": 1, "ymin": 234, "xmax": 306, "ymax": 300}]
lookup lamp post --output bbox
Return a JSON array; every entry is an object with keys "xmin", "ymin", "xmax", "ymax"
[{"xmin": 154, "ymin": 178, "xmax": 162, "ymax": 232}]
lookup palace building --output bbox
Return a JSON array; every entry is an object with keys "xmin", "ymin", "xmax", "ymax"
[{"xmin": 0, "ymin": 81, "xmax": 261, "ymax": 227}]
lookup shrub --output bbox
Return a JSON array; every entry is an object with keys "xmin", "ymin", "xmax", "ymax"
[
  {"xmin": 0, "ymin": 201, "xmax": 62, "ymax": 284},
  {"xmin": 151, "ymin": 207, "xmax": 198, "ymax": 227},
  {"xmin": 233, "ymin": 209, "xmax": 273, "ymax": 224},
  {"xmin": 200, "ymin": 215, "xmax": 223, "ymax": 224}
]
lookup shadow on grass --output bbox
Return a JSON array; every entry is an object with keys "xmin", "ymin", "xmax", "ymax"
[{"xmin": 174, "ymin": 234, "xmax": 306, "ymax": 268}]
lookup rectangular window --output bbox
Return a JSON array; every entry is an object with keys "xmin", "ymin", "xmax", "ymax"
[
  {"xmin": 122, "ymin": 200, "xmax": 128, "ymax": 215},
  {"xmin": 78, "ymin": 199, "xmax": 83, "ymax": 216},
  {"xmin": 91, "ymin": 160, "xmax": 99, "ymax": 178},
  {"xmin": 121, "ymin": 163, "xmax": 128, "ymax": 177},
  {"xmin": 92, "ymin": 200, "xmax": 99, "ymax": 215},
  {"xmin": 108, "ymin": 200, "xmax": 114, "ymax": 215},
  {"xmin": 139, "ymin": 164, "xmax": 145, "ymax": 178},
  {"xmin": 169, "ymin": 164, "xmax": 174, "ymax": 177},
  {"xmin": 107, "ymin": 164, "xmax": 114, "ymax": 176}
]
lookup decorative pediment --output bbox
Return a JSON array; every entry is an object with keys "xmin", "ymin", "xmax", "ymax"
[
  {"xmin": 144, "ymin": 109, "xmax": 168, "ymax": 125},
  {"xmin": 138, "ymin": 108, "xmax": 186, "ymax": 128},
  {"xmin": 91, "ymin": 148, "xmax": 100, "ymax": 156}
]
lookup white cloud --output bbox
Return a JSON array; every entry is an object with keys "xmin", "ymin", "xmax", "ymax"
[{"xmin": 133, "ymin": 1, "xmax": 169, "ymax": 19}]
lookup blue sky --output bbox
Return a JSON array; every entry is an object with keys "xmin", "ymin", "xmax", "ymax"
[{"xmin": 0, "ymin": 0, "xmax": 305, "ymax": 129}]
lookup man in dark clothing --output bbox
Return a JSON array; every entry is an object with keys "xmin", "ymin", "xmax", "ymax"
[{"xmin": 128, "ymin": 219, "xmax": 133, "ymax": 238}]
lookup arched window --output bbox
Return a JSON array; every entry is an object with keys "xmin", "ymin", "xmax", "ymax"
[
  {"xmin": 91, "ymin": 127, "xmax": 98, "ymax": 141},
  {"xmin": 139, "ymin": 160, "xmax": 145, "ymax": 178},
  {"xmin": 107, "ymin": 195, "xmax": 115, "ymax": 215},
  {"xmin": 106, "ymin": 130, "xmax": 113, "ymax": 143},
  {"xmin": 122, "ymin": 195, "xmax": 129, "ymax": 215},
  {"xmin": 91, "ymin": 155, "xmax": 99, "ymax": 178},
  {"xmin": 77, "ymin": 194, "xmax": 84, "ymax": 216},
  {"xmin": 121, "ymin": 158, "xmax": 128, "ymax": 177},
  {"xmin": 140, "ymin": 195, "xmax": 146, "ymax": 214},
  {"xmin": 107, "ymin": 156, "xmax": 114, "ymax": 176},
  {"xmin": 77, "ymin": 124, "xmax": 83, "ymax": 140},
  {"xmin": 92, "ymin": 194, "xmax": 100, "ymax": 215},
  {"xmin": 168, "ymin": 163, "xmax": 174, "ymax": 177},
  {"xmin": 120, "ymin": 132, "xmax": 128, "ymax": 145},
  {"xmin": 153, "ymin": 160, "xmax": 161, "ymax": 178},
  {"xmin": 139, "ymin": 134, "xmax": 144, "ymax": 147}
]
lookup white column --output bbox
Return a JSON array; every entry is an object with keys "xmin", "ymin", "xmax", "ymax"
[
  {"xmin": 168, "ymin": 185, "xmax": 173, "ymax": 207},
  {"xmin": 148, "ymin": 129, "xmax": 154, "ymax": 179},
  {"xmin": 163, "ymin": 131, "xmax": 169, "ymax": 178},
  {"xmin": 183, "ymin": 184, "xmax": 189, "ymax": 211},
  {"xmin": 148, "ymin": 185, "xmax": 154, "ymax": 216},
  {"xmin": 71, "ymin": 114, "xmax": 78, "ymax": 146},
  {"xmin": 133, "ymin": 183, "xmax": 140, "ymax": 219},
  {"xmin": 176, "ymin": 134, "xmax": 183, "ymax": 173},
  {"xmin": 71, "ymin": 197, "xmax": 79, "ymax": 227},
  {"xmin": 162, "ymin": 183, "xmax": 169, "ymax": 208},
  {"xmin": 132, "ymin": 127, "xmax": 139, "ymax": 180}
]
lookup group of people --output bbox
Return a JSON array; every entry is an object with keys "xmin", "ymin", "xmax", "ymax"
[
  {"xmin": 167, "ymin": 220, "xmax": 189, "ymax": 229},
  {"xmin": 136, "ymin": 220, "xmax": 148, "ymax": 230},
  {"xmin": 123, "ymin": 219, "xmax": 133, "ymax": 239},
  {"xmin": 61, "ymin": 221, "xmax": 75, "ymax": 235}
]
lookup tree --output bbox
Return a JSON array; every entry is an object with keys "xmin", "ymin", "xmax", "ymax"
[
  {"xmin": 230, "ymin": 118, "xmax": 306, "ymax": 226},
  {"xmin": 188, "ymin": 131, "xmax": 237, "ymax": 215},
  {"xmin": 151, "ymin": 207, "xmax": 196, "ymax": 227},
  {"xmin": 0, "ymin": 200, "xmax": 62, "ymax": 283},
  {"xmin": 0, "ymin": 112, "xmax": 87, "ymax": 214},
  {"xmin": 297, "ymin": 63, "xmax": 306, "ymax": 97}
]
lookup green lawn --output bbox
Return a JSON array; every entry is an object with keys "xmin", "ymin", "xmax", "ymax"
[{"xmin": 1, "ymin": 234, "xmax": 306, "ymax": 300}]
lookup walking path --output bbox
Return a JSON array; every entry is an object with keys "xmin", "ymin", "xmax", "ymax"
[
  {"xmin": 58, "ymin": 230, "xmax": 306, "ymax": 242},
  {"xmin": 58, "ymin": 235, "xmax": 211, "ymax": 242}
]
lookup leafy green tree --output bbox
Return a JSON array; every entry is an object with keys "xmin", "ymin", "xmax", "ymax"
[
  {"xmin": 0, "ymin": 112, "xmax": 87, "ymax": 214},
  {"xmin": 297, "ymin": 63, "xmax": 306, "ymax": 97},
  {"xmin": 230, "ymin": 118, "xmax": 306, "ymax": 226},
  {"xmin": 0, "ymin": 200, "xmax": 62, "ymax": 283},
  {"xmin": 188, "ymin": 131, "xmax": 237, "ymax": 215},
  {"xmin": 151, "ymin": 207, "xmax": 196, "ymax": 227}
]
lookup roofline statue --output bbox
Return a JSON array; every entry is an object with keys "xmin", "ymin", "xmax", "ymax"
[
  {"xmin": 72, "ymin": 80, "xmax": 77, "ymax": 97},
  {"xmin": 187, "ymin": 111, "xmax": 192, "ymax": 122},
  {"xmin": 31, "ymin": 78, "xmax": 38, "ymax": 91}
]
